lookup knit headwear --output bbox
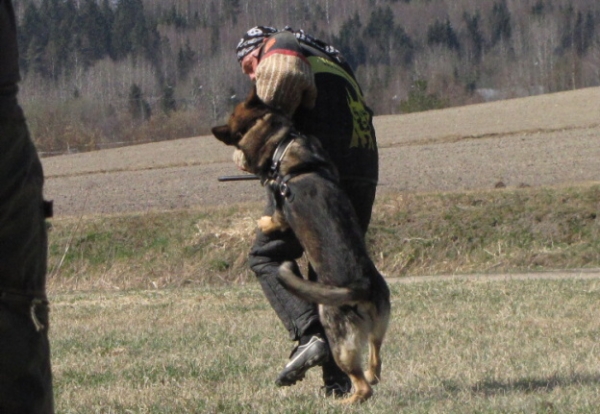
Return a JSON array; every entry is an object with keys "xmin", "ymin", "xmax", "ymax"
[
  {"xmin": 288, "ymin": 27, "xmax": 343, "ymax": 62},
  {"xmin": 236, "ymin": 26, "xmax": 344, "ymax": 64},
  {"xmin": 236, "ymin": 26, "xmax": 278, "ymax": 62}
]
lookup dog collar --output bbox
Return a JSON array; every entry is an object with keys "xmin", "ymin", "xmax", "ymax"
[
  {"xmin": 265, "ymin": 129, "xmax": 338, "ymax": 201},
  {"xmin": 264, "ymin": 130, "xmax": 297, "ymax": 183},
  {"xmin": 263, "ymin": 130, "xmax": 300, "ymax": 198}
]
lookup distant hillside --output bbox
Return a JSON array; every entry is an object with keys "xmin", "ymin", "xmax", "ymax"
[
  {"xmin": 42, "ymin": 86, "xmax": 600, "ymax": 217},
  {"xmin": 13, "ymin": 0, "xmax": 600, "ymax": 155}
]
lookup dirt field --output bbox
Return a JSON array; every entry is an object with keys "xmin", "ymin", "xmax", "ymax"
[{"xmin": 42, "ymin": 87, "xmax": 600, "ymax": 218}]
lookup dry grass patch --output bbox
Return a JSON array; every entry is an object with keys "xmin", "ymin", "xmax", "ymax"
[
  {"xmin": 370, "ymin": 185, "xmax": 600, "ymax": 276},
  {"xmin": 50, "ymin": 279, "xmax": 600, "ymax": 413},
  {"xmin": 47, "ymin": 184, "xmax": 600, "ymax": 292}
]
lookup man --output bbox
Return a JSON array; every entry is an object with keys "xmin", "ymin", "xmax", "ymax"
[
  {"xmin": 0, "ymin": 0, "xmax": 55, "ymax": 412},
  {"xmin": 235, "ymin": 26, "xmax": 379, "ymax": 396}
]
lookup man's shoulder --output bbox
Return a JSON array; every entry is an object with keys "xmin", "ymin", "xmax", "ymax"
[{"xmin": 260, "ymin": 31, "xmax": 302, "ymax": 58}]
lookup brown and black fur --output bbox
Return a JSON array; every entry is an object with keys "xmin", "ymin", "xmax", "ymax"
[{"xmin": 212, "ymin": 88, "xmax": 391, "ymax": 404}]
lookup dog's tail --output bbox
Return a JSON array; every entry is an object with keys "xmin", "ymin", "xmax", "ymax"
[{"xmin": 277, "ymin": 261, "xmax": 368, "ymax": 306}]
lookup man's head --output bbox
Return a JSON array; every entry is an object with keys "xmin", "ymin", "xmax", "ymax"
[
  {"xmin": 236, "ymin": 26, "xmax": 278, "ymax": 62},
  {"xmin": 236, "ymin": 26, "xmax": 280, "ymax": 80}
]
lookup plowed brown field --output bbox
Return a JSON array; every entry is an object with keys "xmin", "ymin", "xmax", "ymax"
[{"xmin": 43, "ymin": 87, "xmax": 600, "ymax": 218}]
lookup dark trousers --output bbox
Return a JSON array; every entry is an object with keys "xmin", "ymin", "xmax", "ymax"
[
  {"xmin": 0, "ymin": 118, "xmax": 54, "ymax": 414},
  {"xmin": 248, "ymin": 178, "xmax": 377, "ymax": 341}
]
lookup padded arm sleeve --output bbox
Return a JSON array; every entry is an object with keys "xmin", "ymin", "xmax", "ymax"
[{"xmin": 255, "ymin": 32, "xmax": 317, "ymax": 116}]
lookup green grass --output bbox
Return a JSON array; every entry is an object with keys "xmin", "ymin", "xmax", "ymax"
[
  {"xmin": 46, "ymin": 184, "xmax": 600, "ymax": 412},
  {"xmin": 47, "ymin": 184, "xmax": 600, "ymax": 291},
  {"xmin": 50, "ymin": 279, "xmax": 600, "ymax": 413}
]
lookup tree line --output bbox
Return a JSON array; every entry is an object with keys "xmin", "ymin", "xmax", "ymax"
[{"xmin": 12, "ymin": 0, "xmax": 600, "ymax": 154}]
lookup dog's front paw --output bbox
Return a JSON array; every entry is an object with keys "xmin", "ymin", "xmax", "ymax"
[{"xmin": 257, "ymin": 216, "xmax": 278, "ymax": 234}]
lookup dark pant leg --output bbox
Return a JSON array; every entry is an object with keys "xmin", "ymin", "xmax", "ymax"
[
  {"xmin": 248, "ymin": 193, "xmax": 320, "ymax": 341},
  {"xmin": 0, "ymin": 118, "xmax": 54, "ymax": 414},
  {"xmin": 340, "ymin": 179, "xmax": 377, "ymax": 236}
]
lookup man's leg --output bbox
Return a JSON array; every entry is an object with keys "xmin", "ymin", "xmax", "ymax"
[
  {"xmin": 0, "ymin": 119, "xmax": 54, "ymax": 414},
  {"xmin": 341, "ymin": 179, "xmax": 378, "ymax": 236},
  {"xmin": 248, "ymin": 196, "xmax": 329, "ymax": 386}
]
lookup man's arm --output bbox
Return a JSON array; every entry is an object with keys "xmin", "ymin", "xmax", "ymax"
[{"xmin": 254, "ymin": 31, "xmax": 317, "ymax": 116}]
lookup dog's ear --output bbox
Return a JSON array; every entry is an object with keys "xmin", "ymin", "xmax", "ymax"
[{"xmin": 211, "ymin": 125, "xmax": 237, "ymax": 146}]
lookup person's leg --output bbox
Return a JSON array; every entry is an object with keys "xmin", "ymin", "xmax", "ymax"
[
  {"xmin": 341, "ymin": 179, "xmax": 377, "ymax": 236},
  {"xmin": 0, "ymin": 118, "xmax": 54, "ymax": 414},
  {"xmin": 248, "ymin": 195, "xmax": 328, "ymax": 386}
]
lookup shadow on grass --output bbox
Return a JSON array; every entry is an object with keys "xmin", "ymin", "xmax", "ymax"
[
  {"xmin": 470, "ymin": 373, "xmax": 600, "ymax": 396},
  {"xmin": 400, "ymin": 373, "xmax": 600, "ymax": 403}
]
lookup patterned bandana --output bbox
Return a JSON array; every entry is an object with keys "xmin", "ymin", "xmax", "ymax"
[
  {"xmin": 286, "ymin": 27, "xmax": 343, "ymax": 62},
  {"xmin": 236, "ymin": 26, "xmax": 343, "ymax": 64},
  {"xmin": 236, "ymin": 26, "xmax": 278, "ymax": 62}
]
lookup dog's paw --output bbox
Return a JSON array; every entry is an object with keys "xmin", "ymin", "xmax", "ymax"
[
  {"xmin": 257, "ymin": 216, "xmax": 277, "ymax": 233},
  {"xmin": 232, "ymin": 149, "xmax": 249, "ymax": 172},
  {"xmin": 365, "ymin": 370, "xmax": 380, "ymax": 385}
]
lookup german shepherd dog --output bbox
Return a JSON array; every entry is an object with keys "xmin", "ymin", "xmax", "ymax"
[{"xmin": 212, "ymin": 87, "xmax": 391, "ymax": 404}]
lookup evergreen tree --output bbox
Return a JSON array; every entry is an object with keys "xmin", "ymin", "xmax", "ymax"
[
  {"xmin": 34, "ymin": 0, "xmax": 74, "ymax": 79},
  {"xmin": 427, "ymin": 18, "xmax": 460, "ymax": 52},
  {"xmin": 334, "ymin": 12, "xmax": 366, "ymax": 69},
  {"xmin": 224, "ymin": 0, "xmax": 240, "ymax": 24},
  {"xmin": 142, "ymin": 18, "xmax": 162, "ymax": 67},
  {"xmin": 78, "ymin": 0, "xmax": 111, "ymax": 66},
  {"xmin": 161, "ymin": 85, "xmax": 177, "ymax": 115},
  {"xmin": 361, "ymin": 6, "xmax": 414, "ymax": 67},
  {"xmin": 19, "ymin": 2, "xmax": 47, "ymax": 74},
  {"xmin": 210, "ymin": 24, "xmax": 220, "ymax": 56},
  {"xmin": 100, "ymin": 0, "xmax": 115, "ymax": 42},
  {"xmin": 162, "ymin": 5, "xmax": 187, "ymax": 29},
  {"xmin": 392, "ymin": 25, "xmax": 414, "ymax": 67},
  {"xmin": 463, "ymin": 12, "xmax": 484, "ymax": 63},
  {"xmin": 112, "ymin": 0, "xmax": 146, "ymax": 60},
  {"xmin": 26, "ymin": 33, "xmax": 48, "ymax": 78},
  {"xmin": 574, "ymin": 11, "xmax": 595, "ymax": 56},
  {"xmin": 559, "ymin": 7, "xmax": 596, "ymax": 57},
  {"xmin": 489, "ymin": 0, "xmax": 512, "ymax": 46},
  {"xmin": 177, "ymin": 40, "xmax": 196, "ymax": 81},
  {"xmin": 531, "ymin": 0, "xmax": 547, "ymax": 17},
  {"xmin": 399, "ymin": 80, "xmax": 447, "ymax": 113},
  {"xmin": 128, "ymin": 84, "xmax": 151, "ymax": 120}
]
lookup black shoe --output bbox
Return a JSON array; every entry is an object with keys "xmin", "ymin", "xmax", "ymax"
[
  {"xmin": 275, "ymin": 336, "xmax": 329, "ymax": 387},
  {"xmin": 322, "ymin": 380, "xmax": 352, "ymax": 398}
]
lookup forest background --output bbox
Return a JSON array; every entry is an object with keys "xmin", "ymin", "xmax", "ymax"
[{"xmin": 13, "ymin": 0, "xmax": 600, "ymax": 155}]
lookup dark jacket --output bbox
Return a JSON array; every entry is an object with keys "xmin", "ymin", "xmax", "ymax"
[{"xmin": 256, "ymin": 31, "xmax": 378, "ymax": 184}]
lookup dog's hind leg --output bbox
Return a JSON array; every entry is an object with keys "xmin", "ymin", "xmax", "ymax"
[
  {"xmin": 330, "ymin": 342, "xmax": 372, "ymax": 404},
  {"xmin": 365, "ymin": 306, "xmax": 390, "ymax": 385},
  {"xmin": 344, "ymin": 371, "xmax": 373, "ymax": 404},
  {"xmin": 365, "ymin": 336, "xmax": 383, "ymax": 385}
]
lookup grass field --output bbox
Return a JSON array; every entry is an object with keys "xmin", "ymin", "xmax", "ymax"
[
  {"xmin": 47, "ymin": 185, "xmax": 600, "ymax": 292},
  {"xmin": 45, "ymin": 87, "xmax": 600, "ymax": 412},
  {"xmin": 51, "ymin": 279, "xmax": 600, "ymax": 413},
  {"xmin": 47, "ymin": 185, "xmax": 600, "ymax": 412}
]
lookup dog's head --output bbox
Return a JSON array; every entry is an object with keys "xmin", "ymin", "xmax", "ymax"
[
  {"xmin": 212, "ymin": 87, "xmax": 290, "ymax": 174},
  {"xmin": 211, "ymin": 87, "xmax": 271, "ymax": 148}
]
